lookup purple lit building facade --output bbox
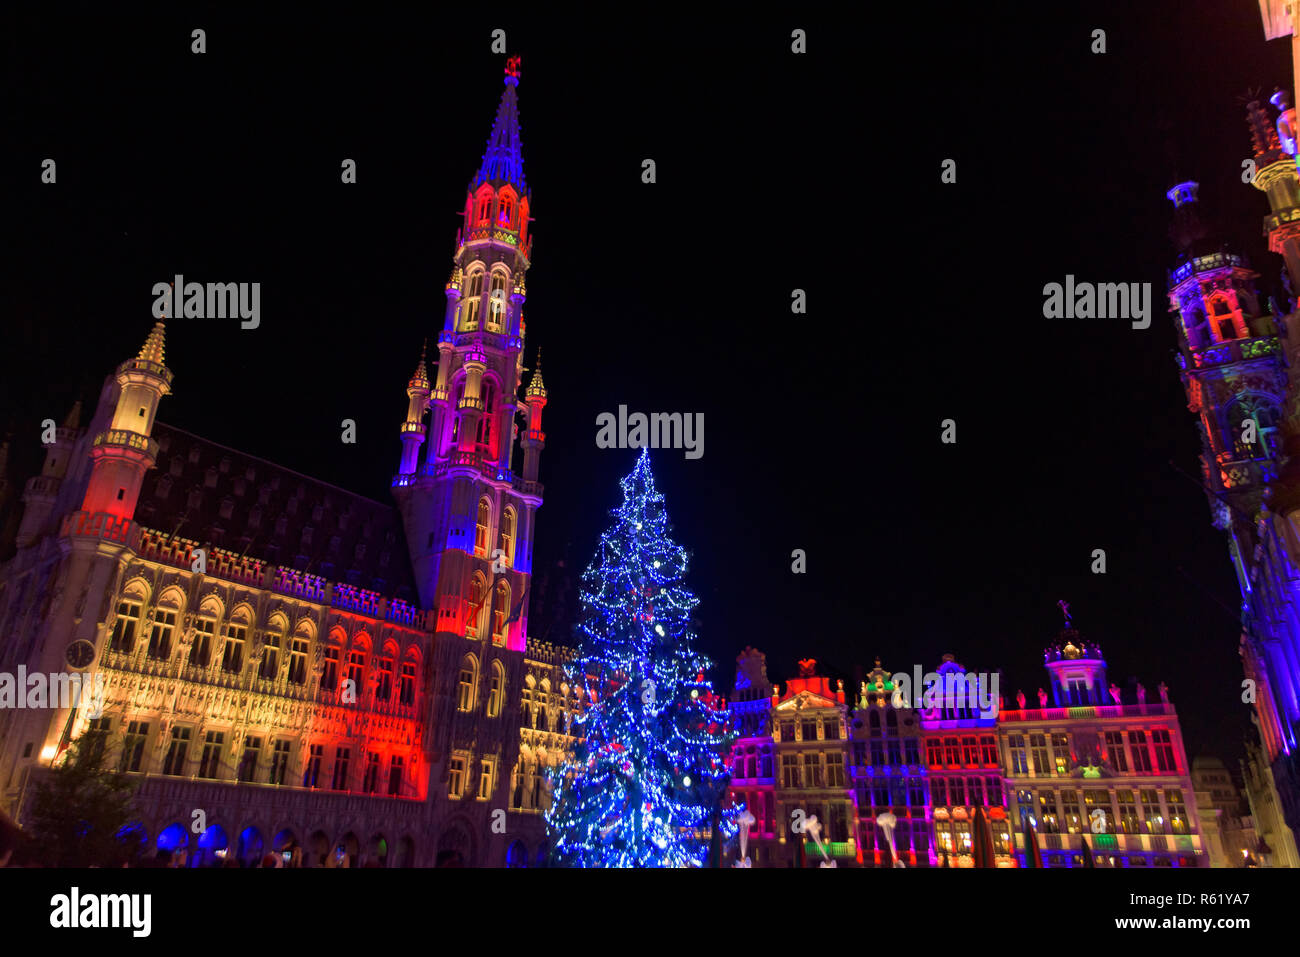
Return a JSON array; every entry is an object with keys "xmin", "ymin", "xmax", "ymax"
[
  {"xmin": 1161, "ymin": 90, "xmax": 1300, "ymax": 866},
  {"xmin": 726, "ymin": 613, "xmax": 1209, "ymax": 866}
]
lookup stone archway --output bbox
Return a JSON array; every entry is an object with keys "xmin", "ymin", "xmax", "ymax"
[{"xmin": 437, "ymin": 817, "xmax": 475, "ymax": 867}]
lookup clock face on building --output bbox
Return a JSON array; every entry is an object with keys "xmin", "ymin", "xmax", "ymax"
[{"xmin": 65, "ymin": 640, "xmax": 96, "ymax": 670}]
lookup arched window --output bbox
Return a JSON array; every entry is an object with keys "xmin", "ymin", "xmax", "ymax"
[
  {"xmin": 258, "ymin": 616, "xmax": 286, "ymax": 680},
  {"xmin": 476, "ymin": 193, "xmax": 492, "ymax": 225},
  {"xmin": 488, "ymin": 660, "xmax": 505, "ymax": 717},
  {"xmin": 498, "ymin": 193, "xmax": 514, "ymax": 227},
  {"xmin": 109, "ymin": 583, "xmax": 148, "ymax": 653},
  {"xmin": 467, "ymin": 573, "xmax": 487, "ymax": 639},
  {"xmin": 506, "ymin": 840, "xmax": 528, "ymax": 867},
  {"xmin": 487, "ymin": 271, "xmax": 508, "ymax": 332},
  {"xmin": 189, "ymin": 601, "xmax": 221, "ymax": 669},
  {"xmin": 450, "ymin": 381, "xmax": 465, "ymax": 447},
  {"xmin": 1210, "ymin": 297, "xmax": 1238, "ymax": 342},
  {"xmin": 458, "ymin": 655, "xmax": 478, "ymax": 712},
  {"xmin": 500, "ymin": 507, "xmax": 516, "ymax": 567},
  {"xmin": 460, "ymin": 271, "xmax": 483, "ymax": 331},
  {"xmin": 1228, "ymin": 395, "xmax": 1282, "ymax": 458},
  {"xmin": 475, "ymin": 498, "xmax": 492, "ymax": 558},
  {"xmin": 476, "ymin": 381, "xmax": 496, "ymax": 450},
  {"xmin": 492, "ymin": 580, "xmax": 511, "ymax": 645}
]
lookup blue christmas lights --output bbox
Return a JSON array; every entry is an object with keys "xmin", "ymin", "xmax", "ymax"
[{"xmin": 545, "ymin": 449, "xmax": 738, "ymax": 866}]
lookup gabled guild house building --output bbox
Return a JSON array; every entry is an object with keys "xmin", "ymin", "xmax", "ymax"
[
  {"xmin": 726, "ymin": 611, "xmax": 1210, "ymax": 866},
  {"xmin": 0, "ymin": 60, "xmax": 579, "ymax": 867}
]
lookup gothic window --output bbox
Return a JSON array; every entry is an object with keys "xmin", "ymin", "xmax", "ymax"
[
  {"xmin": 220, "ymin": 618, "xmax": 248, "ymax": 674},
  {"xmin": 190, "ymin": 614, "xmax": 217, "ymax": 669},
  {"xmin": 500, "ymin": 507, "xmax": 516, "ymax": 566},
  {"xmin": 377, "ymin": 655, "xmax": 394, "ymax": 700},
  {"xmin": 399, "ymin": 659, "xmax": 417, "ymax": 705},
  {"xmin": 467, "ymin": 572, "xmax": 487, "ymax": 638},
  {"xmin": 487, "ymin": 660, "xmax": 505, "ymax": 717},
  {"xmin": 476, "ymin": 193, "xmax": 492, "ymax": 225},
  {"xmin": 461, "ymin": 270, "xmax": 484, "ymax": 331},
  {"xmin": 346, "ymin": 650, "xmax": 365, "ymax": 699},
  {"xmin": 322, "ymin": 647, "xmax": 340, "ymax": 691},
  {"xmin": 492, "ymin": 580, "xmax": 510, "ymax": 645},
  {"xmin": 458, "ymin": 655, "xmax": 478, "ymax": 712},
  {"xmin": 199, "ymin": 730, "xmax": 224, "ymax": 779},
  {"xmin": 110, "ymin": 597, "xmax": 142, "ymax": 653},
  {"xmin": 1210, "ymin": 297, "xmax": 1237, "ymax": 341},
  {"xmin": 332, "ymin": 747, "xmax": 351, "ymax": 790},
  {"xmin": 475, "ymin": 499, "xmax": 491, "ymax": 558},
  {"xmin": 488, "ymin": 271, "xmax": 508, "ymax": 331},
  {"xmin": 163, "ymin": 727, "xmax": 191, "ymax": 776},
  {"xmin": 498, "ymin": 193, "xmax": 514, "ymax": 227},
  {"xmin": 477, "ymin": 381, "xmax": 496, "ymax": 450},
  {"xmin": 147, "ymin": 606, "xmax": 178, "ymax": 661},
  {"xmin": 259, "ymin": 625, "xmax": 281, "ymax": 680},
  {"xmin": 1228, "ymin": 396, "xmax": 1282, "ymax": 459},
  {"xmin": 288, "ymin": 638, "xmax": 309, "ymax": 685},
  {"xmin": 451, "ymin": 381, "xmax": 464, "ymax": 447}
]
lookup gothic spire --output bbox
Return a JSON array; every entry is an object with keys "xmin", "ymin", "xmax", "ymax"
[
  {"xmin": 471, "ymin": 56, "xmax": 528, "ymax": 195},
  {"xmin": 526, "ymin": 348, "xmax": 547, "ymax": 398},
  {"xmin": 136, "ymin": 320, "xmax": 167, "ymax": 365}
]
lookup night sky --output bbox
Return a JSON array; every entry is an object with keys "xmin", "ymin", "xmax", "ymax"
[{"xmin": 3, "ymin": 2, "xmax": 1290, "ymax": 769}]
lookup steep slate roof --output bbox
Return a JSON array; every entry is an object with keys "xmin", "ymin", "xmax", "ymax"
[{"xmin": 135, "ymin": 421, "xmax": 416, "ymax": 601}]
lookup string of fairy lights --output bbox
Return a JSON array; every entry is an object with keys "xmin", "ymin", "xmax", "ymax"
[{"xmin": 545, "ymin": 450, "xmax": 738, "ymax": 866}]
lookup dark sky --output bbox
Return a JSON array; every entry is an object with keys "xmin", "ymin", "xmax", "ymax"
[{"xmin": 3, "ymin": 2, "xmax": 1290, "ymax": 768}]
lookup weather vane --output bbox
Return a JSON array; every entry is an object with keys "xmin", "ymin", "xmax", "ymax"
[
  {"xmin": 506, "ymin": 56, "xmax": 522, "ymax": 79},
  {"xmin": 1057, "ymin": 599, "xmax": 1072, "ymax": 628}
]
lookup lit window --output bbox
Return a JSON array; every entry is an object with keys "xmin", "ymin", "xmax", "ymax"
[
  {"xmin": 479, "ymin": 756, "xmax": 497, "ymax": 799},
  {"xmin": 449, "ymin": 753, "xmax": 468, "ymax": 798},
  {"xmin": 458, "ymin": 656, "xmax": 477, "ymax": 712},
  {"xmin": 487, "ymin": 661, "xmax": 505, "ymax": 717},
  {"xmin": 475, "ymin": 499, "xmax": 491, "ymax": 557},
  {"xmin": 500, "ymin": 507, "xmax": 516, "ymax": 567},
  {"xmin": 492, "ymin": 580, "xmax": 510, "ymax": 645},
  {"xmin": 110, "ymin": 599, "xmax": 142, "ymax": 653}
]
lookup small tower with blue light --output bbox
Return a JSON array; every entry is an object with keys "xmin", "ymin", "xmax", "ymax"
[{"xmin": 1042, "ymin": 601, "xmax": 1107, "ymax": 707}]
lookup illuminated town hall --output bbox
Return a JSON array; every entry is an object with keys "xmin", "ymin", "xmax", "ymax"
[{"xmin": 0, "ymin": 60, "xmax": 574, "ymax": 867}]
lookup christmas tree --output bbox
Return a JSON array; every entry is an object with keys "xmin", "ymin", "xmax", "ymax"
[{"xmin": 546, "ymin": 449, "xmax": 737, "ymax": 866}]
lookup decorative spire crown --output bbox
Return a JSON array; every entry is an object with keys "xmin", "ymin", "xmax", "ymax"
[
  {"xmin": 137, "ymin": 320, "xmax": 167, "ymax": 365},
  {"xmin": 471, "ymin": 57, "xmax": 528, "ymax": 194},
  {"xmin": 410, "ymin": 339, "xmax": 429, "ymax": 388},
  {"xmin": 526, "ymin": 349, "xmax": 547, "ymax": 397}
]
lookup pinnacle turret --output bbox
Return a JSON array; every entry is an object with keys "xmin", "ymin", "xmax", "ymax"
[
  {"xmin": 136, "ymin": 320, "xmax": 167, "ymax": 366},
  {"xmin": 525, "ymin": 349, "xmax": 547, "ymax": 398}
]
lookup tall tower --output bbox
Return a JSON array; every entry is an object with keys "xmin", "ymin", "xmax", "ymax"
[
  {"xmin": 1165, "ymin": 113, "xmax": 1300, "ymax": 863},
  {"xmin": 1165, "ymin": 181, "xmax": 1287, "ymax": 601},
  {"xmin": 393, "ymin": 54, "xmax": 544, "ymax": 655}
]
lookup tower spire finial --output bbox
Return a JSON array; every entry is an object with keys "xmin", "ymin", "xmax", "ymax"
[
  {"xmin": 137, "ymin": 319, "xmax": 167, "ymax": 365},
  {"xmin": 471, "ymin": 58, "xmax": 527, "ymax": 194},
  {"xmin": 1057, "ymin": 598, "xmax": 1072, "ymax": 629}
]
